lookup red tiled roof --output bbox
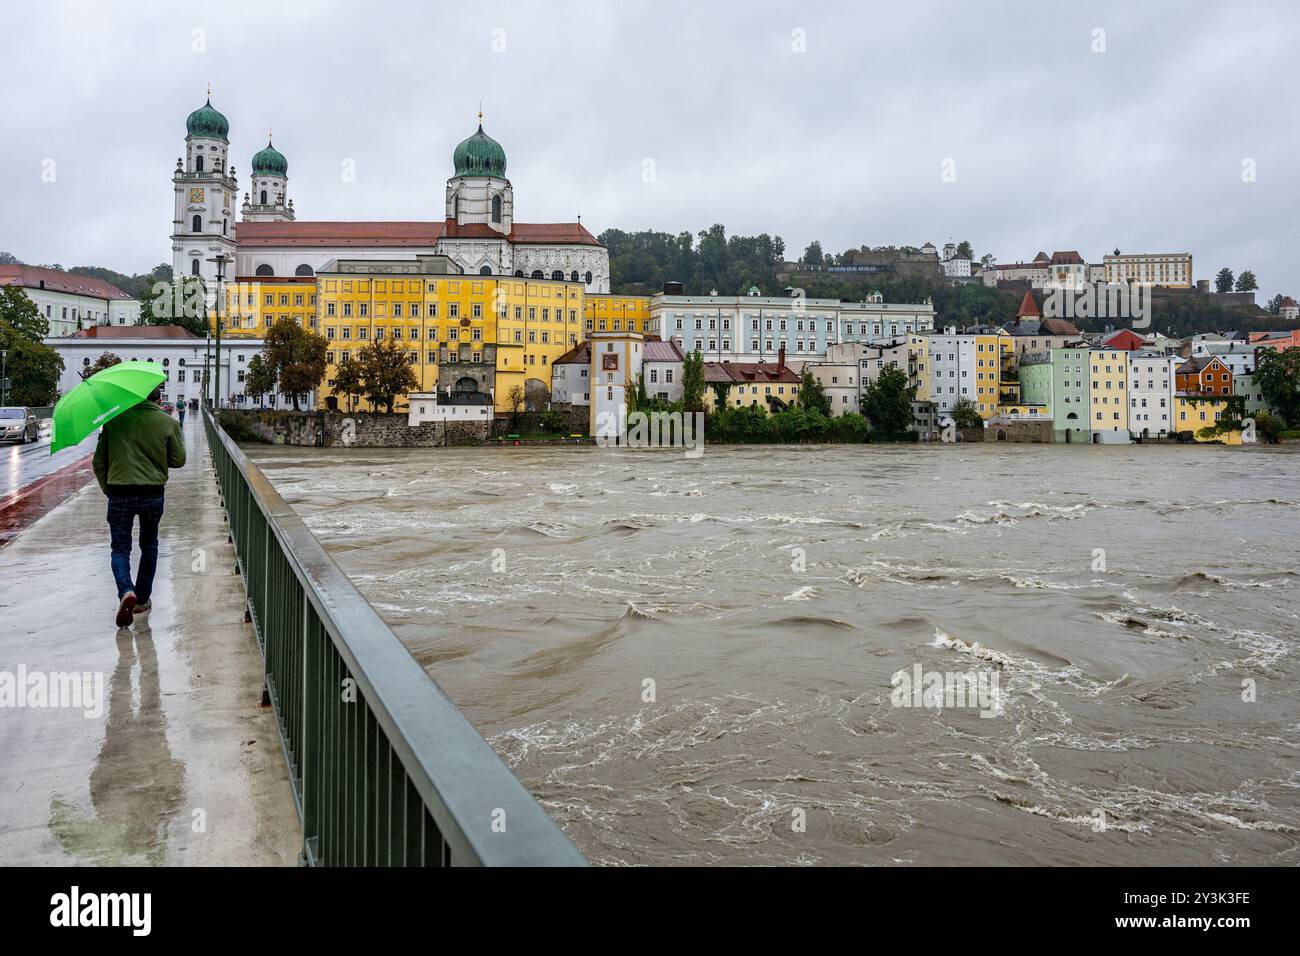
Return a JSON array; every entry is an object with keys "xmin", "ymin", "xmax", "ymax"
[
  {"xmin": 1099, "ymin": 328, "xmax": 1146, "ymax": 351},
  {"xmin": 704, "ymin": 361, "xmax": 800, "ymax": 385},
  {"xmin": 1049, "ymin": 250, "xmax": 1085, "ymax": 265},
  {"xmin": 1017, "ymin": 291, "xmax": 1041, "ymax": 318},
  {"xmin": 72, "ymin": 324, "xmax": 198, "ymax": 339},
  {"xmin": 0, "ymin": 264, "xmax": 133, "ymax": 300},
  {"xmin": 234, "ymin": 219, "xmax": 602, "ymax": 248},
  {"xmin": 553, "ymin": 341, "xmax": 591, "ymax": 365}
]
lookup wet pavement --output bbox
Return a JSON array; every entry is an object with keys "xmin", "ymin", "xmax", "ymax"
[
  {"xmin": 0, "ymin": 419, "xmax": 96, "ymax": 499},
  {"xmin": 0, "ymin": 418, "xmax": 300, "ymax": 865}
]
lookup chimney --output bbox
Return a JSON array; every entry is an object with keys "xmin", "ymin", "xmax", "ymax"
[{"xmin": 777, "ymin": 344, "xmax": 786, "ymax": 371}]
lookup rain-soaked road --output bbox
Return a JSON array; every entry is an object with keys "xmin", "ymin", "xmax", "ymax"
[{"xmin": 1, "ymin": 419, "xmax": 95, "ymax": 499}]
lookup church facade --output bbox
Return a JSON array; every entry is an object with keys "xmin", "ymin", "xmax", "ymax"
[{"xmin": 171, "ymin": 98, "xmax": 610, "ymax": 292}]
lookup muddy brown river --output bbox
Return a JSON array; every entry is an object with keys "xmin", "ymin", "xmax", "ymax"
[{"xmin": 249, "ymin": 442, "xmax": 1300, "ymax": 865}]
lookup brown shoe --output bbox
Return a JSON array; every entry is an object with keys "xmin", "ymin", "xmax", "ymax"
[{"xmin": 115, "ymin": 592, "xmax": 137, "ymax": 628}]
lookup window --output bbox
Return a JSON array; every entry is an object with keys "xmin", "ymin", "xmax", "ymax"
[
  {"xmin": 491, "ymin": 195, "xmax": 502, "ymax": 223},
  {"xmin": 260, "ymin": 189, "xmax": 268, "ymax": 204},
  {"xmin": 551, "ymin": 270, "xmax": 563, "ymax": 281},
  {"xmin": 192, "ymin": 214, "xmax": 202, "ymax": 233},
  {"xmin": 191, "ymin": 259, "xmax": 200, "ymax": 276},
  {"xmin": 295, "ymin": 264, "xmax": 314, "ymax": 277},
  {"xmin": 255, "ymin": 264, "xmax": 273, "ymax": 277},
  {"xmin": 584, "ymin": 271, "xmax": 592, "ymax": 285}
]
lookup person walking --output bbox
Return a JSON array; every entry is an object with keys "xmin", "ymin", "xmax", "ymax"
[
  {"xmin": 177, "ymin": 404, "xmax": 186, "ymax": 427},
  {"xmin": 92, "ymin": 383, "xmax": 186, "ymax": 627}
]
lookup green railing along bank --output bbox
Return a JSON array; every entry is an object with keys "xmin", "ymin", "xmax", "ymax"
[{"xmin": 202, "ymin": 408, "xmax": 585, "ymax": 866}]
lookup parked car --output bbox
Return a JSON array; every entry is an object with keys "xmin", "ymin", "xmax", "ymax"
[
  {"xmin": 0, "ymin": 407, "xmax": 39, "ymax": 444},
  {"xmin": 161, "ymin": 401, "xmax": 175, "ymax": 414}
]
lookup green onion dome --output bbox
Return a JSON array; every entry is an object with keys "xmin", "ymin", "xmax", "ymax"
[
  {"xmin": 452, "ymin": 124, "xmax": 507, "ymax": 178},
  {"xmin": 251, "ymin": 138, "xmax": 288, "ymax": 178},
  {"xmin": 186, "ymin": 98, "xmax": 229, "ymax": 141}
]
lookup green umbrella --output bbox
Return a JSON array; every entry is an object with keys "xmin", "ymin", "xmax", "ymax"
[{"xmin": 50, "ymin": 360, "xmax": 167, "ymax": 454}]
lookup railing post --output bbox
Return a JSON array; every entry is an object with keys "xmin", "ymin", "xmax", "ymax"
[{"xmin": 301, "ymin": 603, "xmax": 321, "ymax": 861}]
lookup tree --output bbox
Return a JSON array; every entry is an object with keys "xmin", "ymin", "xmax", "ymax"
[
  {"xmin": 0, "ymin": 286, "xmax": 49, "ymax": 342},
  {"xmin": 140, "ymin": 276, "xmax": 208, "ymax": 337},
  {"xmin": 798, "ymin": 370, "xmax": 832, "ymax": 416},
  {"xmin": 860, "ymin": 365, "xmax": 917, "ymax": 437},
  {"xmin": 956, "ymin": 241, "xmax": 973, "ymax": 260},
  {"xmin": 243, "ymin": 352, "xmax": 277, "ymax": 407},
  {"xmin": 801, "ymin": 241, "xmax": 824, "ymax": 266},
  {"xmin": 506, "ymin": 384, "xmax": 525, "ymax": 429},
  {"xmin": 358, "ymin": 336, "xmax": 418, "ymax": 413},
  {"xmin": 1266, "ymin": 293, "xmax": 1286, "ymax": 315},
  {"xmin": 1214, "ymin": 268, "xmax": 1234, "ymax": 294},
  {"xmin": 263, "ymin": 318, "xmax": 327, "ymax": 411},
  {"xmin": 1253, "ymin": 347, "xmax": 1300, "ymax": 426},
  {"xmin": 773, "ymin": 236, "xmax": 786, "ymax": 263},
  {"xmin": 681, "ymin": 349, "xmax": 706, "ymax": 412},
  {"xmin": 0, "ymin": 321, "xmax": 63, "ymax": 405},
  {"xmin": 1235, "ymin": 270, "xmax": 1258, "ymax": 292},
  {"xmin": 330, "ymin": 355, "xmax": 363, "ymax": 412},
  {"xmin": 79, "ymin": 351, "xmax": 121, "ymax": 380},
  {"xmin": 950, "ymin": 396, "xmax": 983, "ymax": 429}
]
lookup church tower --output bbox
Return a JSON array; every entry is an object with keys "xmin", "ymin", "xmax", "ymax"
[
  {"xmin": 242, "ymin": 134, "xmax": 295, "ymax": 223},
  {"xmin": 445, "ymin": 115, "xmax": 513, "ymax": 234},
  {"xmin": 171, "ymin": 92, "xmax": 238, "ymax": 292}
]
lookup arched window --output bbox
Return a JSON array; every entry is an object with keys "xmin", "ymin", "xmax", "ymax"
[
  {"xmin": 584, "ymin": 271, "xmax": 592, "ymax": 285},
  {"xmin": 191, "ymin": 259, "xmax": 200, "ymax": 276},
  {"xmin": 195, "ymin": 155, "xmax": 204, "ymax": 172},
  {"xmin": 192, "ymin": 215, "xmax": 202, "ymax": 233},
  {"xmin": 570, "ymin": 271, "xmax": 579, "ymax": 282},
  {"xmin": 551, "ymin": 270, "xmax": 563, "ymax": 281},
  {"xmin": 255, "ymin": 264, "xmax": 273, "ymax": 277},
  {"xmin": 531, "ymin": 270, "xmax": 544, "ymax": 279},
  {"xmin": 259, "ymin": 189, "xmax": 267, "ymax": 205},
  {"xmin": 162, "ymin": 358, "xmax": 170, "ymax": 367},
  {"xmin": 295, "ymin": 264, "xmax": 314, "ymax": 277},
  {"xmin": 514, "ymin": 270, "xmax": 524, "ymax": 277},
  {"xmin": 491, "ymin": 195, "xmax": 502, "ymax": 223},
  {"xmin": 178, "ymin": 358, "xmax": 186, "ymax": 366},
  {"xmin": 223, "ymin": 219, "xmax": 228, "ymax": 236},
  {"xmin": 479, "ymin": 265, "xmax": 492, "ymax": 275}
]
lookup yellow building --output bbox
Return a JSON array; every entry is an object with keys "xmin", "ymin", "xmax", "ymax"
[
  {"xmin": 972, "ymin": 332, "xmax": 1015, "ymax": 418},
  {"xmin": 584, "ymin": 295, "xmax": 651, "ymax": 337},
  {"xmin": 1089, "ymin": 348, "xmax": 1129, "ymax": 434},
  {"xmin": 220, "ymin": 277, "xmax": 318, "ymax": 337},
  {"xmin": 309, "ymin": 259, "xmax": 584, "ymax": 413},
  {"xmin": 905, "ymin": 334, "xmax": 931, "ymax": 403},
  {"xmin": 1175, "ymin": 395, "xmax": 1239, "ymax": 442}
]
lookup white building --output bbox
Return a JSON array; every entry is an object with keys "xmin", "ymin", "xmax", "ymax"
[
  {"xmin": 588, "ymin": 331, "xmax": 644, "ymax": 441},
  {"xmin": 1103, "ymin": 252, "xmax": 1193, "ymax": 289},
  {"xmin": 642, "ymin": 339, "xmax": 685, "ymax": 403},
  {"xmin": 406, "ymin": 392, "xmax": 494, "ymax": 425},
  {"xmin": 171, "ymin": 96, "xmax": 611, "ymax": 293},
  {"xmin": 44, "ymin": 325, "xmax": 299, "ymax": 409},
  {"xmin": 1127, "ymin": 350, "xmax": 1177, "ymax": 438},
  {"xmin": 927, "ymin": 329, "xmax": 979, "ymax": 417},
  {"xmin": 645, "ymin": 289, "xmax": 934, "ymax": 367},
  {"xmin": 941, "ymin": 243, "xmax": 971, "ymax": 278},
  {"xmin": 1190, "ymin": 340, "xmax": 1260, "ymax": 377},
  {"xmin": 1, "ymin": 265, "xmax": 139, "ymax": 336},
  {"xmin": 551, "ymin": 341, "xmax": 591, "ymax": 406}
]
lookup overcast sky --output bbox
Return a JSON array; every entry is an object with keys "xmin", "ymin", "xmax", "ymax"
[{"xmin": 1, "ymin": 0, "xmax": 1296, "ymax": 298}]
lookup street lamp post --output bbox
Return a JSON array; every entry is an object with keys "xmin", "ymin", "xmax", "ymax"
[
  {"xmin": 0, "ymin": 349, "xmax": 8, "ymax": 405},
  {"xmin": 208, "ymin": 253, "xmax": 232, "ymax": 410}
]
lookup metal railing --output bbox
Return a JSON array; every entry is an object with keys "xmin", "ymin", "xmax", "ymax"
[{"xmin": 202, "ymin": 407, "xmax": 585, "ymax": 866}]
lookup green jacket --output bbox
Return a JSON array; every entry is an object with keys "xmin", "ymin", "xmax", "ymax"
[{"xmin": 92, "ymin": 401, "xmax": 185, "ymax": 495}]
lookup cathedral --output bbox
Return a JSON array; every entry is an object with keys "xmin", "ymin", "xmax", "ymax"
[{"xmin": 170, "ymin": 95, "xmax": 610, "ymax": 292}]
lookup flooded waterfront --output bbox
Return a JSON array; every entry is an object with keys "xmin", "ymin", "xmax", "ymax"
[{"xmin": 249, "ymin": 442, "xmax": 1300, "ymax": 866}]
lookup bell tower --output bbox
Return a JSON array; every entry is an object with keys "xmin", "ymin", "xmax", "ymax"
[{"xmin": 171, "ymin": 89, "xmax": 238, "ymax": 297}]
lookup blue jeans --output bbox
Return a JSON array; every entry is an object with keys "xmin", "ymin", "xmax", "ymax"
[{"xmin": 107, "ymin": 493, "xmax": 165, "ymax": 603}]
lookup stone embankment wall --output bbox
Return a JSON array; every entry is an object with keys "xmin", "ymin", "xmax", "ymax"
[{"xmin": 218, "ymin": 410, "xmax": 487, "ymax": 447}]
